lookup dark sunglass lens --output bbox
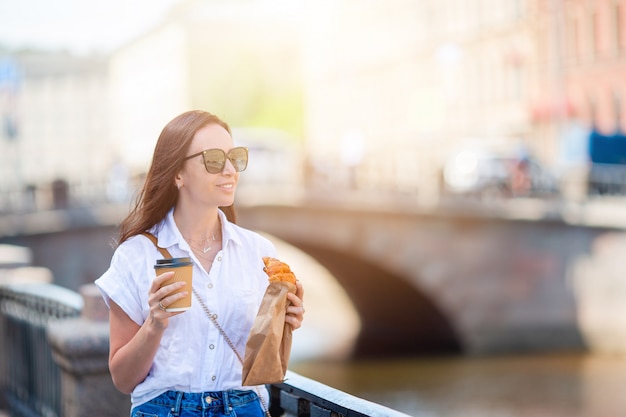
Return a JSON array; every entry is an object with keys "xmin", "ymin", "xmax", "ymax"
[
  {"xmin": 229, "ymin": 148, "xmax": 248, "ymax": 172},
  {"xmin": 203, "ymin": 149, "xmax": 226, "ymax": 173}
]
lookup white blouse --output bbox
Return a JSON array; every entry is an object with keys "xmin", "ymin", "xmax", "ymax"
[{"xmin": 95, "ymin": 208, "xmax": 276, "ymax": 408}]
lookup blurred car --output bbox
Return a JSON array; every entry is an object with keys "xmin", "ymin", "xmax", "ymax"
[
  {"xmin": 443, "ymin": 150, "xmax": 511, "ymax": 196},
  {"xmin": 442, "ymin": 149, "xmax": 558, "ymax": 198}
]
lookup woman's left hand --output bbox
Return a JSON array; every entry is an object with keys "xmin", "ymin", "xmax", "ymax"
[{"xmin": 286, "ymin": 280, "xmax": 305, "ymax": 330}]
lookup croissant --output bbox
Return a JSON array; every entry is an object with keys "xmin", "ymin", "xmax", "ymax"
[{"xmin": 262, "ymin": 257, "xmax": 297, "ymax": 284}]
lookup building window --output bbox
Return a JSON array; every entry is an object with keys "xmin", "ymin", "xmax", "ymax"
[
  {"xmin": 616, "ymin": 3, "xmax": 626, "ymax": 52},
  {"xmin": 567, "ymin": 14, "xmax": 580, "ymax": 63},
  {"xmin": 591, "ymin": 11, "xmax": 600, "ymax": 58}
]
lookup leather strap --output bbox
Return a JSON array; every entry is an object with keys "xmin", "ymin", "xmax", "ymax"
[{"xmin": 142, "ymin": 232, "xmax": 171, "ymax": 258}]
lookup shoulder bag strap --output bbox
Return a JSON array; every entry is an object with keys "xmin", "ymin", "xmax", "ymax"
[{"xmin": 142, "ymin": 232, "xmax": 172, "ymax": 258}]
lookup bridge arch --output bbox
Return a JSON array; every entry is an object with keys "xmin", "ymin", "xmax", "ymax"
[
  {"xmin": 239, "ymin": 204, "xmax": 462, "ymax": 357},
  {"xmin": 286, "ymin": 240, "xmax": 461, "ymax": 357}
]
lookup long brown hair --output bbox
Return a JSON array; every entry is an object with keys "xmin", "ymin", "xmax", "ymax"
[{"xmin": 118, "ymin": 110, "xmax": 237, "ymax": 244}]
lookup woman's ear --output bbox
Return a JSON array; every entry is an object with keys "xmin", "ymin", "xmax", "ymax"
[{"xmin": 174, "ymin": 172, "xmax": 184, "ymax": 190}]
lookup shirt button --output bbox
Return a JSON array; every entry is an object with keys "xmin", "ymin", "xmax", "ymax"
[
  {"xmin": 217, "ymin": 256, "xmax": 222, "ymax": 262},
  {"xmin": 209, "ymin": 344, "xmax": 215, "ymax": 350},
  {"xmin": 207, "ymin": 283, "xmax": 213, "ymax": 289},
  {"xmin": 212, "ymin": 375, "xmax": 216, "ymax": 381}
]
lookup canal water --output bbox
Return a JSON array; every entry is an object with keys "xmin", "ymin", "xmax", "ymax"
[
  {"xmin": 290, "ymin": 352, "xmax": 626, "ymax": 417},
  {"xmin": 274, "ymin": 237, "xmax": 626, "ymax": 417}
]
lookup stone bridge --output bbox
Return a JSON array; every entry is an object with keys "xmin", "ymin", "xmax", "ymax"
[
  {"xmin": 2, "ymin": 194, "xmax": 626, "ymax": 358},
  {"xmin": 237, "ymin": 195, "xmax": 626, "ymax": 357}
]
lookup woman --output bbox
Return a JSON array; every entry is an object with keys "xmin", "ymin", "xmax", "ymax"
[{"xmin": 95, "ymin": 110, "xmax": 305, "ymax": 416}]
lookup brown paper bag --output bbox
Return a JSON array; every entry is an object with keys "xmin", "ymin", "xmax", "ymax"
[{"xmin": 242, "ymin": 281, "xmax": 296, "ymax": 386}]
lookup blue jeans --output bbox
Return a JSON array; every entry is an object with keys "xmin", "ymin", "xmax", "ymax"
[{"xmin": 131, "ymin": 390, "xmax": 266, "ymax": 417}]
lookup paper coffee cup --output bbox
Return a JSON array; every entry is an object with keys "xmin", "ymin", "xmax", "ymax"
[{"xmin": 154, "ymin": 257, "xmax": 193, "ymax": 312}]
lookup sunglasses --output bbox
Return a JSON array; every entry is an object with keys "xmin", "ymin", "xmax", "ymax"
[{"xmin": 184, "ymin": 147, "xmax": 248, "ymax": 174}]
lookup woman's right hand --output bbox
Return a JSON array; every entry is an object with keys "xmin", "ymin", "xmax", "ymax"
[{"xmin": 148, "ymin": 271, "xmax": 187, "ymax": 328}]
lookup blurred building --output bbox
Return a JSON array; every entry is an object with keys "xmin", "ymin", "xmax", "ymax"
[
  {"xmin": 0, "ymin": 0, "xmax": 303, "ymax": 211},
  {"xmin": 0, "ymin": 51, "xmax": 111, "ymax": 211},
  {"xmin": 109, "ymin": 0, "xmax": 303, "ymax": 170},
  {"xmin": 301, "ymin": 0, "xmax": 626, "ymax": 200},
  {"xmin": 532, "ymin": 0, "xmax": 626, "ymax": 133},
  {"xmin": 2, "ymin": 0, "xmax": 625, "ymax": 207},
  {"xmin": 301, "ymin": 0, "xmax": 535, "ymax": 202},
  {"xmin": 530, "ymin": 0, "xmax": 626, "ymax": 197}
]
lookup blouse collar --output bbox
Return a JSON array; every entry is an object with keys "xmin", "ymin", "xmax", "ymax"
[{"xmin": 152, "ymin": 208, "xmax": 243, "ymax": 251}]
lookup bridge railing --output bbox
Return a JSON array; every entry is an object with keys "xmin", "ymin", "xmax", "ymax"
[
  {"xmin": 268, "ymin": 371, "xmax": 410, "ymax": 417},
  {"xmin": 0, "ymin": 281, "xmax": 411, "ymax": 417},
  {"xmin": 0, "ymin": 282, "xmax": 82, "ymax": 417}
]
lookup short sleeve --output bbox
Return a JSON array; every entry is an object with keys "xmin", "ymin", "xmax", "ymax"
[{"xmin": 94, "ymin": 239, "xmax": 151, "ymax": 326}]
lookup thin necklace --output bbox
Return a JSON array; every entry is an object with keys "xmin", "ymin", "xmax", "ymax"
[
  {"xmin": 199, "ymin": 234, "xmax": 217, "ymax": 254},
  {"xmin": 184, "ymin": 232, "xmax": 219, "ymax": 254}
]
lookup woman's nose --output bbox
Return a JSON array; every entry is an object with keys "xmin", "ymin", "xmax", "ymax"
[{"xmin": 222, "ymin": 159, "xmax": 237, "ymax": 175}]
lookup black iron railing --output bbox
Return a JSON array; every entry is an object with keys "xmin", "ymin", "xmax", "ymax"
[
  {"xmin": 268, "ymin": 371, "xmax": 410, "ymax": 417},
  {"xmin": 0, "ymin": 283, "xmax": 82, "ymax": 417}
]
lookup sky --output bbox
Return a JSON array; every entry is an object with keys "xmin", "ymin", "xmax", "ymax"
[{"xmin": 0, "ymin": 0, "xmax": 182, "ymax": 54}]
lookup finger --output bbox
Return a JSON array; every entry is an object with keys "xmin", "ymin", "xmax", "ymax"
[
  {"xmin": 159, "ymin": 289, "xmax": 188, "ymax": 307},
  {"xmin": 151, "ymin": 271, "xmax": 175, "ymax": 292},
  {"xmin": 285, "ymin": 314, "xmax": 302, "ymax": 330},
  {"xmin": 288, "ymin": 310, "xmax": 304, "ymax": 326},
  {"xmin": 286, "ymin": 301, "xmax": 304, "ymax": 312},
  {"xmin": 286, "ymin": 292, "xmax": 303, "ymax": 307},
  {"xmin": 155, "ymin": 281, "xmax": 186, "ymax": 300},
  {"xmin": 295, "ymin": 280, "xmax": 304, "ymax": 301},
  {"xmin": 151, "ymin": 293, "xmax": 188, "ymax": 319},
  {"xmin": 285, "ymin": 307, "xmax": 304, "ymax": 329}
]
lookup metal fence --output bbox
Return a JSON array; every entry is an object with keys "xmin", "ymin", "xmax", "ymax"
[
  {"xmin": 0, "ymin": 283, "xmax": 82, "ymax": 417},
  {"xmin": 268, "ymin": 372, "xmax": 411, "ymax": 417}
]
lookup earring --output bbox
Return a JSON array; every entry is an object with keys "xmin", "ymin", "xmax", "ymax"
[{"xmin": 176, "ymin": 183, "xmax": 182, "ymax": 190}]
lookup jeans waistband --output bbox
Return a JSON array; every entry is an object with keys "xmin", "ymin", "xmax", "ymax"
[{"xmin": 150, "ymin": 389, "xmax": 259, "ymax": 414}]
